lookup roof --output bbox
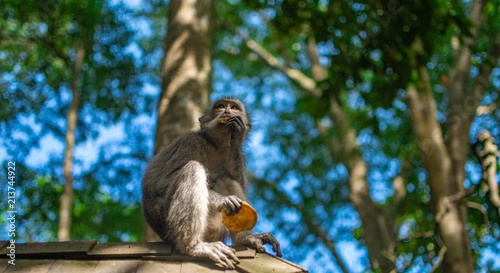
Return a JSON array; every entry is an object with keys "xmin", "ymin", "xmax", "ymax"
[{"xmin": 0, "ymin": 240, "xmax": 307, "ymax": 273}]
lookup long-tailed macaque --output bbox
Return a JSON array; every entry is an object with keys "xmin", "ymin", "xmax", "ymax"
[{"xmin": 142, "ymin": 98, "xmax": 282, "ymax": 269}]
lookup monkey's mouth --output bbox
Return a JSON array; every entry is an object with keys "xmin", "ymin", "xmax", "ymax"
[{"xmin": 218, "ymin": 116, "xmax": 230, "ymax": 124}]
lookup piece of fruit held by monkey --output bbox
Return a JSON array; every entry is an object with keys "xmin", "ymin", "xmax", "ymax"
[{"xmin": 142, "ymin": 98, "xmax": 282, "ymax": 269}]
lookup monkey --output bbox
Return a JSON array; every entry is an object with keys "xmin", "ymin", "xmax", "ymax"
[{"xmin": 142, "ymin": 98, "xmax": 282, "ymax": 269}]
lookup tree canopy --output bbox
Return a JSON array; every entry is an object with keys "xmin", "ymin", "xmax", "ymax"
[{"xmin": 1, "ymin": 0, "xmax": 499, "ymax": 272}]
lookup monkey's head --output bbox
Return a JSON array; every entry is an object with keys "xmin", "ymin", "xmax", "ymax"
[{"xmin": 199, "ymin": 98, "xmax": 251, "ymax": 132}]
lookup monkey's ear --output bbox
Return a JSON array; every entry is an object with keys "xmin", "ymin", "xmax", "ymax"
[
  {"xmin": 198, "ymin": 116, "xmax": 206, "ymax": 128},
  {"xmin": 198, "ymin": 116, "xmax": 204, "ymax": 127}
]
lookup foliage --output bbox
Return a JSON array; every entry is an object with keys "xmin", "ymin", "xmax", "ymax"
[
  {"xmin": 213, "ymin": 0, "xmax": 500, "ymax": 272},
  {"xmin": 0, "ymin": 0, "xmax": 155, "ymax": 242},
  {"xmin": 1, "ymin": 0, "xmax": 499, "ymax": 272}
]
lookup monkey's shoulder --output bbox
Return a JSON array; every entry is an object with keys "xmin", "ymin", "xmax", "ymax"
[{"xmin": 155, "ymin": 132, "xmax": 209, "ymax": 161}]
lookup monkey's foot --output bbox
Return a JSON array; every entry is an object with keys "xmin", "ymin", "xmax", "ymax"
[
  {"xmin": 241, "ymin": 233, "xmax": 283, "ymax": 258},
  {"xmin": 188, "ymin": 242, "xmax": 240, "ymax": 269}
]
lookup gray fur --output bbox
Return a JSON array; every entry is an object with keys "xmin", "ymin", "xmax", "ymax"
[{"xmin": 142, "ymin": 98, "xmax": 281, "ymax": 269}]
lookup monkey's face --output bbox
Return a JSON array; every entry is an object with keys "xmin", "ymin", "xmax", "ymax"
[
  {"xmin": 212, "ymin": 99, "xmax": 246, "ymax": 124},
  {"xmin": 199, "ymin": 98, "xmax": 250, "ymax": 131}
]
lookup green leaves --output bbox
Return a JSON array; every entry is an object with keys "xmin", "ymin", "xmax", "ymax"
[
  {"xmin": 0, "ymin": 0, "xmax": 153, "ymax": 243},
  {"xmin": 214, "ymin": 0, "xmax": 500, "ymax": 271}
]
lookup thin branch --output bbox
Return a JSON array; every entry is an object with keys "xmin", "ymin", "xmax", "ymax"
[
  {"xmin": 229, "ymin": 27, "xmax": 321, "ymax": 96},
  {"xmin": 392, "ymin": 176, "xmax": 406, "ymax": 204},
  {"xmin": 305, "ymin": 34, "xmax": 328, "ymax": 82},
  {"xmin": 398, "ymin": 230, "xmax": 434, "ymax": 242},
  {"xmin": 476, "ymin": 103, "xmax": 497, "ymax": 116},
  {"xmin": 430, "ymin": 232, "xmax": 447, "ymax": 273},
  {"xmin": 448, "ymin": 182, "xmax": 481, "ymax": 203},
  {"xmin": 463, "ymin": 200, "xmax": 492, "ymax": 231}
]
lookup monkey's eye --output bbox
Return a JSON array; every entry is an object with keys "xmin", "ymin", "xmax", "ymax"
[
  {"xmin": 230, "ymin": 105, "xmax": 239, "ymax": 110},
  {"xmin": 216, "ymin": 104, "xmax": 225, "ymax": 109}
]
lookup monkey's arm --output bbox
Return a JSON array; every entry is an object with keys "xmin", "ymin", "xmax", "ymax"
[{"xmin": 233, "ymin": 231, "xmax": 282, "ymax": 257}]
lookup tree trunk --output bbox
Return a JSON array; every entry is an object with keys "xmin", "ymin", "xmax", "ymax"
[
  {"xmin": 58, "ymin": 45, "xmax": 85, "ymax": 242},
  {"xmin": 406, "ymin": 81, "xmax": 473, "ymax": 273},
  {"xmin": 154, "ymin": 0, "xmax": 212, "ymax": 152},
  {"xmin": 236, "ymin": 31, "xmax": 398, "ymax": 272},
  {"xmin": 327, "ymin": 95, "xmax": 397, "ymax": 272},
  {"xmin": 405, "ymin": 1, "xmax": 498, "ymax": 271},
  {"xmin": 143, "ymin": 0, "xmax": 213, "ymax": 242}
]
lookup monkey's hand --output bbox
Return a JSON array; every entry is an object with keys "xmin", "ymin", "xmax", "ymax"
[
  {"xmin": 189, "ymin": 242, "xmax": 240, "ymax": 269},
  {"xmin": 238, "ymin": 233, "xmax": 282, "ymax": 257},
  {"xmin": 226, "ymin": 116, "xmax": 247, "ymax": 134},
  {"xmin": 216, "ymin": 195, "xmax": 242, "ymax": 215}
]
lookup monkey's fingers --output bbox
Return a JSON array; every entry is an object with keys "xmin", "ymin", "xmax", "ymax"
[
  {"xmin": 242, "ymin": 234, "xmax": 265, "ymax": 253},
  {"xmin": 209, "ymin": 250, "xmax": 233, "ymax": 269},
  {"xmin": 257, "ymin": 233, "xmax": 283, "ymax": 257},
  {"xmin": 262, "ymin": 233, "xmax": 283, "ymax": 257},
  {"xmin": 254, "ymin": 241, "xmax": 266, "ymax": 253},
  {"xmin": 227, "ymin": 117, "xmax": 246, "ymax": 132},
  {"xmin": 211, "ymin": 243, "xmax": 240, "ymax": 269},
  {"xmin": 191, "ymin": 242, "xmax": 238, "ymax": 269},
  {"xmin": 211, "ymin": 251, "xmax": 235, "ymax": 269},
  {"xmin": 218, "ymin": 244, "xmax": 240, "ymax": 264},
  {"xmin": 221, "ymin": 195, "xmax": 243, "ymax": 215}
]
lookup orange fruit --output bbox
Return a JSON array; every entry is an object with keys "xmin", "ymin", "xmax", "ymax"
[
  {"xmin": 221, "ymin": 201, "xmax": 258, "ymax": 232},
  {"xmin": 218, "ymin": 116, "xmax": 230, "ymax": 124}
]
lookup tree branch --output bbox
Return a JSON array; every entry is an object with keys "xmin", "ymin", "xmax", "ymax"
[
  {"xmin": 392, "ymin": 176, "xmax": 407, "ymax": 205},
  {"xmin": 445, "ymin": 0, "xmax": 495, "ymax": 168},
  {"xmin": 305, "ymin": 34, "xmax": 328, "ymax": 82},
  {"xmin": 405, "ymin": 77, "xmax": 449, "ymax": 202},
  {"xmin": 430, "ymin": 232, "xmax": 447, "ymax": 273},
  {"xmin": 235, "ymin": 22, "xmax": 396, "ymax": 272},
  {"xmin": 448, "ymin": 0, "xmax": 488, "ymax": 97},
  {"xmin": 463, "ymin": 200, "xmax": 492, "ymax": 231},
  {"xmin": 405, "ymin": 67, "xmax": 444, "ymax": 148},
  {"xmin": 230, "ymin": 28, "xmax": 321, "ymax": 96},
  {"xmin": 248, "ymin": 174, "xmax": 349, "ymax": 273},
  {"xmin": 476, "ymin": 103, "xmax": 497, "ymax": 115},
  {"xmin": 398, "ymin": 230, "xmax": 434, "ymax": 242}
]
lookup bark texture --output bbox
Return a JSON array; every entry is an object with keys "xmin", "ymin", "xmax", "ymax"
[
  {"xmin": 58, "ymin": 45, "xmax": 85, "ymax": 241},
  {"xmin": 143, "ymin": 0, "xmax": 213, "ymax": 242},
  {"xmin": 154, "ymin": 0, "xmax": 212, "ymax": 153}
]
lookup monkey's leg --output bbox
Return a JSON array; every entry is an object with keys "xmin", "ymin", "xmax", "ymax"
[{"xmin": 167, "ymin": 161, "xmax": 240, "ymax": 269}]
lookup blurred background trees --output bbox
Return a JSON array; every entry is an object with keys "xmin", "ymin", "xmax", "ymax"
[{"xmin": 1, "ymin": 0, "xmax": 499, "ymax": 272}]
